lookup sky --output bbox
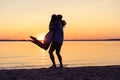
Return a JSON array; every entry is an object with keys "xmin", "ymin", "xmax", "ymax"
[{"xmin": 0, "ymin": 0, "xmax": 120, "ymax": 40}]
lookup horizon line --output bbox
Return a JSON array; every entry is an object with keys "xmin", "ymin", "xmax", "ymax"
[{"xmin": 0, "ymin": 38, "xmax": 120, "ymax": 41}]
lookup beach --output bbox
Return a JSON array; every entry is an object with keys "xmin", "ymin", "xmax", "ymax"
[{"xmin": 0, "ymin": 65, "xmax": 120, "ymax": 80}]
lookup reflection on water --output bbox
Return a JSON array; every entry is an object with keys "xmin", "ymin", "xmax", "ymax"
[
  {"xmin": 0, "ymin": 41, "xmax": 120, "ymax": 69},
  {"xmin": 41, "ymin": 49, "xmax": 46, "ymax": 66}
]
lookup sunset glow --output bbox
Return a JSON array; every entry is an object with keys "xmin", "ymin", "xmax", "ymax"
[
  {"xmin": 0, "ymin": 0, "xmax": 120, "ymax": 40},
  {"xmin": 36, "ymin": 33, "xmax": 46, "ymax": 41}
]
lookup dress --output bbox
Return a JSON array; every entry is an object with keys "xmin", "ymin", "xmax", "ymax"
[{"xmin": 43, "ymin": 22, "xmax": 56, "ymax": 49}]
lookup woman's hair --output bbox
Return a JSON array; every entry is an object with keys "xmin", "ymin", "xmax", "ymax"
[
  {"xmin": 49, "ymin": 14, "xmax": 57, "ymax": 26},
  {"xmin": 51, "ymin": 14, "xmax": 57, "ymax": 22}
]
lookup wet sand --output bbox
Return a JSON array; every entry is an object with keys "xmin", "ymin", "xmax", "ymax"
[{"xmin": 0, "ymin": 65, "xmax": 120, "ymax": 80}]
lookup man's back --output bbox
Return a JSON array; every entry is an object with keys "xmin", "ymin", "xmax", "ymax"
[{"xmin": 54, "ymin": 21, "xmax": 64, "ymax": 44}]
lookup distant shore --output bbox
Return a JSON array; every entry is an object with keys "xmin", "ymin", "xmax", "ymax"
[
  {"xmin": 0, "ymin": 65, "xmax": 120, "ymax": 80},
  {"xmin": 0, "ymin": 39, "xmax": 120, "ymax": 42}
]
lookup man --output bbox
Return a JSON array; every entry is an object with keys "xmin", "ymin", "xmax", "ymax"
[{"xmin": 49, "ymin": 14, "xmax": 66, "ymax": 68}]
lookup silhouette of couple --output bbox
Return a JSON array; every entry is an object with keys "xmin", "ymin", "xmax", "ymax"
[{"xmin": 30, "ymin": 14, "xmax": 66, "ymax": 68}]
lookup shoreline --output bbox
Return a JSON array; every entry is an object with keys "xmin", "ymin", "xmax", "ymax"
[{"xmin": 0, "ymin": 65, "xmax": 120, "ymax": 80}]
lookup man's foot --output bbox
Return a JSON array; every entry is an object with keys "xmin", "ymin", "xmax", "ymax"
[
  {"xmin": 58, "ymin": 65, "xmax": 64, "ymax": 69},
  {"xmin": 49, "ymin": 65, "xmax": 56, "ymax": 69}
]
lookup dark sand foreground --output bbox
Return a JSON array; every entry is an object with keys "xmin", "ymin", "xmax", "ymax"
[{"xmin": 0, "ymin": 65, "xmax": 120, "ymax": 80}]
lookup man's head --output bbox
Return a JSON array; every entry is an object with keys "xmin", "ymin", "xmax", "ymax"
[{"xmin": 57, "ymin": 14, "xmax": 62, "ymax": 20}]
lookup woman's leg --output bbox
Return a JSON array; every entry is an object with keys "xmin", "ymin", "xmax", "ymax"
[{"xmin": 30, "ymin": 36, "xmax": 46, "ymax": 49}]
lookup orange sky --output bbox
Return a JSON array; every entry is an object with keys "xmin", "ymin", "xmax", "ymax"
[{"xmin": 0, "ymin": 0, "xmax": 120, "ymax": 40}]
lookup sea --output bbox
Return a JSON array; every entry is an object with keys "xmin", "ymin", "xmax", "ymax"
[{"xmin": 0, "ymin": 41, "xmax": 120, "ymax": 69}]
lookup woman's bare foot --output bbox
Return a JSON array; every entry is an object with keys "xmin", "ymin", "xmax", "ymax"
[{"xmin": 30, "ymin": 36, "xmax": 37, "ymax": 41}]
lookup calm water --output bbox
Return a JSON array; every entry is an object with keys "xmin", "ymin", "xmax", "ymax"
[{"xmin": 0, "ymin": 41, "xmax": 120, "ymax": 69}]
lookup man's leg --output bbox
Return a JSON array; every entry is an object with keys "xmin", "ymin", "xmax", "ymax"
[
  {"xmin": 48, "ymin": 42, "xmax": 56, "ymax": 68},
  {"xmin": 56, "ymin": 43, "xmax": 63, "ymax": 68}
]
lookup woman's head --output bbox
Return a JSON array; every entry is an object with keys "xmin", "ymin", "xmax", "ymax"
[{"xmin": 51, "ymin": 14, "xmax": 57, "ymax": 22}]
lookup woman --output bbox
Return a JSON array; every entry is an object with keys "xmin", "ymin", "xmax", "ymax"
[{"xmin": 30, "ymin": 14, "xmax": 57, "ymax": 50}]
